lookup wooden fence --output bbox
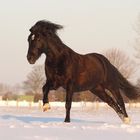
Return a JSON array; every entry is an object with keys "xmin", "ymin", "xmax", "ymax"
[{"xmin": 0, "ymin": 100, "xmax": 140, "ymax": 111}]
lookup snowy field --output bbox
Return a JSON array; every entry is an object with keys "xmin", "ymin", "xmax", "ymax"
[{"xmin": 0, "ymin": 102, "xmax": 140, "ymax": 140}]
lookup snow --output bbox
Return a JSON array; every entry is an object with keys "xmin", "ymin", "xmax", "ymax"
[{"xmin": 0, "ymin": 102, "xmax": 140, "ymax": 140}]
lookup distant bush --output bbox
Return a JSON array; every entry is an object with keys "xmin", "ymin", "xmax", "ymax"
[
  {"xmin": 34, "ymin": 93, "xmax": 43, "ymax": 102},
  {"xmin": 18, "ymin": 95, "xmax": 34, "ymax": 102},
  {"xmin": 2, "ymin": 92, "xmax": 18, "ymax": 101}
]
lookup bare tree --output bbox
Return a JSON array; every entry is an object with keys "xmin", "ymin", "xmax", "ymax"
[
  {"xmin": 0, "ymin": 83, "xmax": 11, "ymax": 95},
  {"xmin": 23, "ymin": 65, "xmax": 45, "ymax": 94},
  {"xmin": 104, "ymin": 48, "xmax": 136, "ymax": 79},
  {"xmin": 134, "ymin": 14, "xmax": 140, "ymax": 58}
]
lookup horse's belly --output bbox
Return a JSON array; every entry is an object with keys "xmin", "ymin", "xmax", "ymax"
[{"xmin": 75, "ymin": 72, "xmax": 99, "ymax": 91}]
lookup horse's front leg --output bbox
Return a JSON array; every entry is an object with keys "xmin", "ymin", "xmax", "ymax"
[
  {"xmin": 42, "ymin": 82, "xmax": 51, "ymax": 111},
  {"xmin": 64, "ymin": 85, "xmax": 73, "ymax": 123}
]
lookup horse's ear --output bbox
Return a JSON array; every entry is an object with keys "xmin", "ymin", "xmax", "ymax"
[
  {"xmin": 29, "ymin": 28, "xmax": 32, "ymax": 32},
  {"xmin": 29, "ymin": 26, "xmax": 37, "ymax": 33},
  {"xmin": 29, "ymin": 27, "xmax": 34, "ymax": 33}
]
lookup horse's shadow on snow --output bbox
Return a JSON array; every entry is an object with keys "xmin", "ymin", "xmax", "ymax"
[{"xmin": 1, "ymin": 115, "xmax": 105, "ymax": 124}]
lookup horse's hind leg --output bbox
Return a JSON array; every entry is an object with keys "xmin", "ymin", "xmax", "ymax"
[
  {"xmin": 90, "ymin": 85, "xmax": 126, "ymax": 123},
  {"xmin": 106, "ymin": 87, "xmax": 130, "ymax": 124}
]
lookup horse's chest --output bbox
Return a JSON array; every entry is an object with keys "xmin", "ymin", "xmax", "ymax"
[{"xmin": 46, "ymin": 68, "xmax": 66, "ymax": 89}]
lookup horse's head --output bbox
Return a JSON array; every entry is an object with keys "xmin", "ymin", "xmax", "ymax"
[
  {"xmin": 27, "ymin": 22, "xmax": 47, "ymax": 64},
  {"xmin": 27, "ymin": 20, "xmax": 63, "ymax": 64}
]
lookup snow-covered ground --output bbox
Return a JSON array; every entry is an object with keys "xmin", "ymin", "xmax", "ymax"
[{"xmin": 0, "ymin": 103, "xmax": 140, "ymax": 140}]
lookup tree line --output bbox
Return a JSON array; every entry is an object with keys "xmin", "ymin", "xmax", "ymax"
[{"xmin": 1, "ymin": 48, "xmax": 140, "ymax": 102}]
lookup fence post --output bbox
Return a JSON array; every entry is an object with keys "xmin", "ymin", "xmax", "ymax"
[
  {"xmin": 16, "ymin": 100, "xmax": 19, "ymax": 108},
  {"xmin": 128, "ymin": 102, "xmax": 132, "ymax": 110},
  {"xmin": 95, "ymin": 101, "xmax": 99, "ymax": 111},
  {"xmin": 38, "ymin": 100, "xmax": 42, "ymax": 110},
  {"xmin": 29, "ymin": 101, "xmax": 32, "ymax": 108},
  {"xmin": 6, "ymin": 99, "xmax": 9, "ymax": 106}
]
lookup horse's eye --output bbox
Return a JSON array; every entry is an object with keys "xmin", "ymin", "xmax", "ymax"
[{"xmin": 31, "ymin": 34, "xmax": 35, "ymax": 41}]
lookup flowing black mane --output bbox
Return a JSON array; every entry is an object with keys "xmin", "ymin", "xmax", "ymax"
[{"xmin": 30, "ymin": 20, "xmax": 63, "ymax": 34}]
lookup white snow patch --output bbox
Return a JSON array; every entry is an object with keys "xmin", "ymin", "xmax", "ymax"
[{"xmin": 0, "ymin": 103, "xmax": 140, "ymax": 140}]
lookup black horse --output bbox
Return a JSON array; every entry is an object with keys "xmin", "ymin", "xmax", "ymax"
[{"xmin": 27, "ymin": 20, "xmax": 139, "ymax": 124}]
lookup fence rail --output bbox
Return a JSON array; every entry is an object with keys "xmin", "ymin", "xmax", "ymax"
[{"xmin": 0, "ymin": 100, "xmax": 140, "ymax": 110}]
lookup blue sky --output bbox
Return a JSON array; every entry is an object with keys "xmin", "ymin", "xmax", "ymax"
[{"xmin": 0, "ymin": 0, "xmax": 140, "ymax": 85}]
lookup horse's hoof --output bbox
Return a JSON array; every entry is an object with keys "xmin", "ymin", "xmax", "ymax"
[
  {"xmin": 64, "ymin": 119, "xmax": 70, "ymax": 123},
  {"xmin": 123, "ymin": 117, "xmax": 131, "ymax": 124},
  {"xmin": 64, "ymin": 120, "xmax": 70, "ymax": 123},
  {"xmin": 43, "ymin": 103, "xmax": 51, "ymax": 112}
]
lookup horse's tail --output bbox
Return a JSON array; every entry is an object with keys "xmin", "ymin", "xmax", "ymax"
[
  {"xmin": 114, "ymin": 67, "xmax": 139, "ymax": 100},
  {"xmin": 94, "ymin": 53, "xmax": 139, "ymax": 100}
]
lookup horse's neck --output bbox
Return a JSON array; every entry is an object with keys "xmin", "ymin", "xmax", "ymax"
[
  {"xmin": 46, "ymin": 35, "xmax": 70, "ymax": 56},
  {"xmin": 45, "ymin": 34, "xmax": 80, "ymax": 64}
]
